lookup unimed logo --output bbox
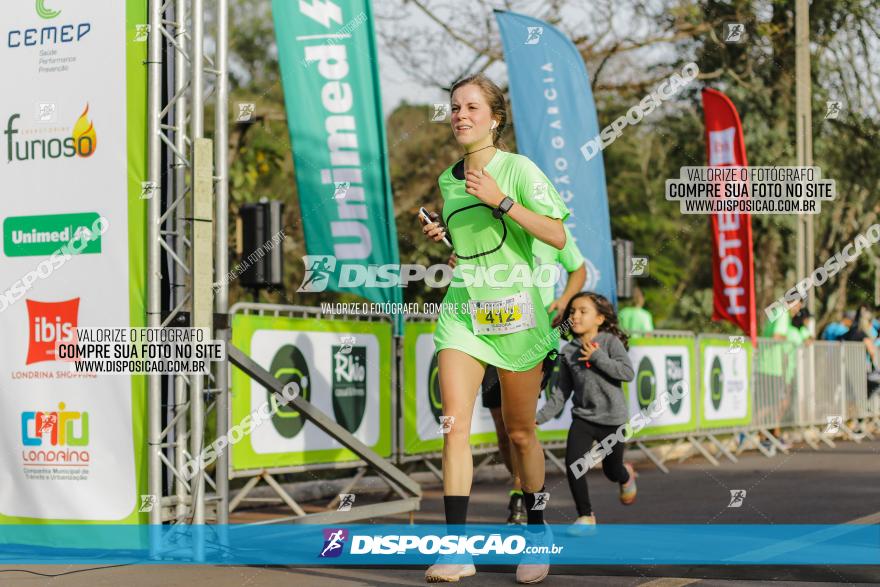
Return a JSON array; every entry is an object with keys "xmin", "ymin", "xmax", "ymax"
[
  {"xmin": 26, "ymin": 298, "xmax": 78, "ymax": 364},
  {"xmin": 3, "ymin": 212, "xmax": 104, "ymax": 257},
  {"xmin": 21, "ymin": 401, "xmax": 90, "ymax": 466},
  {"xmin": 4, "ymin": 104, "xmax": 97, "ymax": 163}
]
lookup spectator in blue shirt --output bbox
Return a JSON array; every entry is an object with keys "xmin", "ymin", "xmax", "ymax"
[{"xmin": 822, "ymin": 310, "xmax": 855, "ymax": 341}]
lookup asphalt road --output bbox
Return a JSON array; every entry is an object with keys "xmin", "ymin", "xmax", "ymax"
[{"xmin": 2, "ymin": 439, "xmax": 878, "ymax": 586}]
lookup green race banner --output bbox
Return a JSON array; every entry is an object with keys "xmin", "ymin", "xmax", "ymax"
[
  {"xmin": 231, "ymin": 314, "xmax": 392, "ymax": 469},
  {"xmin": 272, "ymin": 0, "xmax": 402, "ymax": 330},
  {"xmin": 622, "ymin": 337, "xmax": 697, "ymax": 438},
  {"xmin": 698, "ymin": 338, "xmax": 752, "ymax": 428}
]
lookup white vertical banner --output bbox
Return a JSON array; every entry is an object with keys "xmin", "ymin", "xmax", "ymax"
[{"xmin": 0, "ymin": 0, "xmax": 142, "ymax": 522}]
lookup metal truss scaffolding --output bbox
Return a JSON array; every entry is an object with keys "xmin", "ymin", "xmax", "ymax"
[{"xmin": 145, "ymin": 0, "xmax": 421, "ymax": 545}]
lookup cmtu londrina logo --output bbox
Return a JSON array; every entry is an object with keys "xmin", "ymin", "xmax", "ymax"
[{"xmin": 4, "ymin": 104, "xmax": 97, "ymax": 163}]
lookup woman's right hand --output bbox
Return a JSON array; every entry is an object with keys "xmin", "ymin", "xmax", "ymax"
[{"xmin": 419, "ymin": 210, "xmax": 448, "ymax": 243}]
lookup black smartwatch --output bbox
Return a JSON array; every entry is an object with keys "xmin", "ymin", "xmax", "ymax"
[{"xmin": 492, "ymin": 196, "xmax": 514, "ymax": 219}]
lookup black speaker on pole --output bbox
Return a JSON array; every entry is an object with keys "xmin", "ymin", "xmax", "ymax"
[{"xmin": 238, "ymin": 199, "xmax": 284, "ymax": 290}]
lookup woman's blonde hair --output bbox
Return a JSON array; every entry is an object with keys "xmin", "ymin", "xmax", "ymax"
[{"xmin": 449, "ymin": 74, "xmax": 509, "ymax": 150}]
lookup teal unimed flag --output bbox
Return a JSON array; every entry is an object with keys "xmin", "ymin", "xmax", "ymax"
[
  {"xmin": 273, "ymin": 0, "xmax": 402, "ymax": 330},
  {"xmin": 495, "ymin": 10, "xmax": 617, "ymax": 306}
]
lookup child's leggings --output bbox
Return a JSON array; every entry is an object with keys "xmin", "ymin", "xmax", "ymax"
[{"xmin": 565, "ymin": 417, "xmax": 630, "ymax": 516}]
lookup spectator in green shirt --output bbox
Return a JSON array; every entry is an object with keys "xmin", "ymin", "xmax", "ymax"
[
  {"xmin": 618, "ymin": 287, "xmax": 654, "ymax": 335},
  {"xmin": 758, "ymin": 299, "xmax": 804, "ymax": 443}
]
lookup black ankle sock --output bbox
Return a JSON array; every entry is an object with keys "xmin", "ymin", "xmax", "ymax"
[
  {"xmin": 522, "ymin": 488, "xmax": 546, "ymax": 526},
  {"xmin": 444, "ymin": 495, "xmax": 469, "ymax": 526}
]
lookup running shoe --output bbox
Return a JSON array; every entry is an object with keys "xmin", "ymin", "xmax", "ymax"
[
  {"xmin": 619, "ymin": 463, "xmax": 637, "ymax": 505},
  {"xmin": 507, "ymin": 492, "xmax": 526, "ymax": 525},
  {"xmin": 516, "ymin": 524, "xmax": 552, "ymax": 584},
  {"xmin": 425, "ymin": 563, "xmax": 476, "ymax": 583},
  {"xmin": 567, "ymin": 513, "xmax": 597, "ymax": 536}
]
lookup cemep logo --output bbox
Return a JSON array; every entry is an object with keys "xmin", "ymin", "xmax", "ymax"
[
  {"xmin": 319, "ymin": 528, "xmax": 348, "ymax": 558},
  {"xmin": 297, "ymin": 255, "xmax": 336, "ymax": 293}
]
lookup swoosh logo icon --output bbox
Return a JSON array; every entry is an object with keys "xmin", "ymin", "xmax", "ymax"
[{"xmin": 36, "ymin": 0, "xmax": 61, "ymax": 20}]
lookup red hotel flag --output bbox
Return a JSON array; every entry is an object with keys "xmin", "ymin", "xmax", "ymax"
[{"xmin": 701, "ymin": 88, "xmax": 757, "ymax": 343}]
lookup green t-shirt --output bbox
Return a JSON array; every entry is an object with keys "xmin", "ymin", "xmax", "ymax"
[
  {"xmin": 433, "ymin": 150, "xmax": 570, "ymax": 372},
  {"xmin": 618, "ymin": 306, "xmax": 654, "ymax": 334},
  {"xmin": 758, "ymin": 311, "xmax": 801, "ymax": 379},
  {"xmin": 531, "ymin": 225, "xmax": 585, "ymax": 311}
]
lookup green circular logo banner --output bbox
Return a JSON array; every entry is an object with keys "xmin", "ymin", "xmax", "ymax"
[
  {"xmin": 636, "ymin": 356, "xmax": 656, "ymax": 410},
  {"xmin": 269, "ymin": 344, "xmax": 312, "ymax": 439},
  {"xmin": 710, "ymin": 355, "xmax": 724, "ymax": 411}
]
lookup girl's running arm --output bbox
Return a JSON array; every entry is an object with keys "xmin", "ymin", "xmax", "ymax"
[
  {"xmin": 589, "ymin": 336, "xmax": 635, "ymax": 382},
  {"xmin": 535, "ymin": 357, "xmax": 574, "ymax": 424}
]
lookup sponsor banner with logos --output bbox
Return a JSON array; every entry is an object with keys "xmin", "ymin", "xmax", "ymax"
[
  {"xmin": 699, "ymin": 338, "xmax": 752, "ymax": 428},
  {"xmin": 401, "ymin": 322, "xmax": 570, "ymax": 455},
  {"xmin": 0, "ymin": 0, "xmax": 147, "ymax": 523},
  {"xmin": 622, "ymin": 337, "xmax": 697, "ymax": 437},
  {"xmin": 230, "ymin": 314, "xmax": 392, "ymax": 469}
]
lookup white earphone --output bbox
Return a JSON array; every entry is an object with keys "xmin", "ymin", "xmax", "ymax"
[{"xmin": 490, "ymin": 120, "xmax": 498, "ymax": 130}]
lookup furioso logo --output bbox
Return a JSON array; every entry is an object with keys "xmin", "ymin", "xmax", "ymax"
[
  {"xmin": 4, "ymin": 104, "xmax": 96, "ymax": 163},
  {"xmin": 26, "ymin": 298, "xmax": 79, "ymax": 365},
  {"xmin": 319, "ymin": 528, "xmax": 348, "ymax": 558},
  {"xmin": 71, "ymin": 104, "xmax": 97, "ymax": 157}
]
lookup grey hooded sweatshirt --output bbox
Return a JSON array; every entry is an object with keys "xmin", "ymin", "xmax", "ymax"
[{"xmin": 536, "ymin": 331, "xmax": 635, "ymax": 426}]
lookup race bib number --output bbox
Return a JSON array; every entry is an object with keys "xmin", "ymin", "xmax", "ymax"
[{"xmin": 469, "ymin": 292, "xmax": 536, "ymax": 335}]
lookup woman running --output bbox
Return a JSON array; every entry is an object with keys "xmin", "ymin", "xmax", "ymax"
[
  {"xmin": 535, "ymin": 292, "xmax": 637, "ymax": 531},
  {"xmin": 420, "ymin": 73, "xmax": 570, "ymax": 584}
]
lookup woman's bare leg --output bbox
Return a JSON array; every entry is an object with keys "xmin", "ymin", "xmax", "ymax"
[
  {"xmin": 438, "ymin": 348, "xmax": 485, "ymax": 496},
  {"xmin": 498, "ymin": 362, "xmax": 545, "ymax": 492},
  {"xmin": 499, "ymin": 362, "xmax": 551, "ymax": 583},
  {"xmin": 425, "ymin": 349, "xmax": 485, "ymax": 582}
]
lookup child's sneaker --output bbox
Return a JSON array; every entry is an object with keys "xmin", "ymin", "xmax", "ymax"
[
  {"xmin": 619, "ymin": 463, "xmax": 637, "ymax": 505},
  {"xmin": 567, "ymin": 513, "xmax": 597, "ymax": 536}
]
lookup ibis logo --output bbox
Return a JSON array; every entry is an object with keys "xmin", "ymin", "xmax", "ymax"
[
  {"xmin": 4, "ymin": 104, "xmax": 97, "ymax": 163},
  {"xmin": 26, "ymin": 298, "xmax": 79, "ymax": 365}
]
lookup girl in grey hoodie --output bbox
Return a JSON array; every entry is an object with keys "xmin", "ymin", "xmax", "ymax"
[{"xmin": 536, "ymin": 292, "xmax": 637, "ymax": 529}]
